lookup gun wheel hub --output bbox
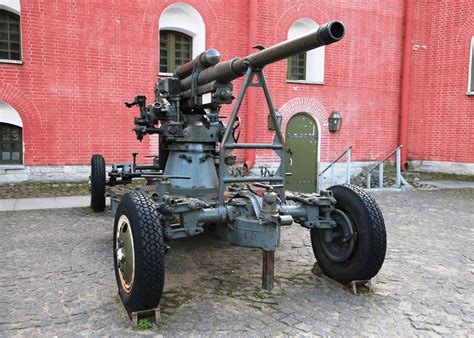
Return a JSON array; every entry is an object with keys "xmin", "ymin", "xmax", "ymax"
[
  {"xmin": 321, "ymin": 209, "xmax": 355, "ymax": 263},
  {"xmin": 115, "ymin": 215, "xmax": 135, "ymax": 293}
]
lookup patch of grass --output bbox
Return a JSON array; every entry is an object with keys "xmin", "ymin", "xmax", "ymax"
[
  {"xmin": 226, "ymin": 288, "xmax": 234, "ymax": 297},
  {"xmin": 0, "ymin": 180, "xmax": 90, "ymax": 199},
  {"xmin": 352, "ymin": 164, "xmax": 474, "ymax": 189},
  {"xmin": 127, "ymin": 178, "xmax": 149, "ymax": 189},
  {"xmin": 113, "ymin": 294, "xmax": 122, "ymax": 306},
  {"xmin": 213, "ymin": 284, "xmax": 224, "ymax": 296},
  {"xmin": 212, "ymin": 280, "xmax": 239, "ymax": 298},
  {"xmin": 282, "ymin": 271, "xmax": 312, "ymax": 284},
  {"xmin": 254, "ymin": 289, "xmax": 270, "ymax": 300},
  {"xmin": 0, "ymin": 177, "xmax": 152, "ymax": 200},
  {"xmin": 136, "ymin": 318, "xmax": 153, "ymax": 330},
  {"xmin": 407, "ymin": 171, "xmax": 474, "ymax": 182},
  {"xmin": 159, "ymin": 287, "xmax": 193, "ymax": 316}
]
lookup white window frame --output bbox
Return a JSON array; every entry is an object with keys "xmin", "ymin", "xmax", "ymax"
[
  {"xmin": 158, "ymin": 3, "xmax": 205, "ymax": 77},
  {"xmin": 0, "ymin": 1, "xmax": 22, "ymax": 65},
  {"xmin": 468, "ymin": 36, "xmax": 474, "ymax": 95},
  {"xmin": 0, "ymin": 100, "xmax": 24, "ymax": 166},
  {"xmin": 286, "ymin": 18, "xmax": 325, "ymax": 85}
]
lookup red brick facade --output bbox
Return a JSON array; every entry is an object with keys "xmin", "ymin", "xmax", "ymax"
[
  {"xmin": 0, "ymin": 0, "xmax": 472, "ymax": 170},
  {"xmin": 409, "ymin": 0, "xmax": 474, "ymax": 163}
]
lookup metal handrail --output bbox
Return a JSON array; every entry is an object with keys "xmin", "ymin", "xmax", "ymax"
[
  {"xmin": 319, "ymin": 145, "xmax": 352, "ymax": 191},
  {"xmin": 367, "ymin": 145, "xmax": 405, "ymax": 188}
]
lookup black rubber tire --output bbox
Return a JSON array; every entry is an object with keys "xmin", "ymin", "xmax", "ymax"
[
  {"xmin": 311, "ymin": 184, "xmax": 387, "ymax": 285},
  {"xmin": 90, "ymin": 154, "xmax": 106, "ymax": 212},
  {"xmin": 113, "ymin": 191, "xmax": 166, "ymax": 313}
]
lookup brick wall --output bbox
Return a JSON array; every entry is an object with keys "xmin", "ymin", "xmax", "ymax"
[
  {"xmin": 409, "ymin": 0, "xmax": 474, "ymax": 163},
  {"xmin": 0, "ymin": 0, "xmax": 471, "ymax": 170},
  {"xmin": 0, "ymin": 0, "xmax": 249, "ymax": 166},
  {"xmin": 253, "ymin": 0, "xmax": 405, "ymax": 164}
]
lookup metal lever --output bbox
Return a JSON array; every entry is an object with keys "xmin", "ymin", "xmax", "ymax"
[
  {"xmin": 140, "ymin": 174, "xmax": 191, "ymax": 180},
  {"xmin": 125, "ymin": 95, "xmax": 147, "ymax": 108},
  {"xmin": 287, "ymin": 148, "xmax": 293, "ymax": 166},
  {"xmin": 253, "ymin": 182, "xmax": 284, "ymax": 191}
]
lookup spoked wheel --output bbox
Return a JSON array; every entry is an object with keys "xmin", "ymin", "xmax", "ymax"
[
  {"xmin": 113, "ymin": 191, "xmax": 166, "ymax": 314},
  {"xmin": 90, "ymin": 154, "xmax": 106, "ymax": 212},
  {"xmin": 311, "ymin": 185, "xmax": 386, "ymax": 285}
]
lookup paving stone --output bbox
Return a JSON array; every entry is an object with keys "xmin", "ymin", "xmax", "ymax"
[
  {"xmin": 0, "ymin": 189, "xmax": 473, "ymax": 335},
  {"xmin": 295, "ymin": 322, "xmax": 312, "ymax": 333}
]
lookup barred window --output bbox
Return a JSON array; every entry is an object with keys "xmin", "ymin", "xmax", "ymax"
[
  {"xmin": 0, "ymin": 9, "xmax": 21, "ymax": 61},
  {"xmin": 287, "ymin": 52, "xmax": 307, "ymax": 81},
  {"xmin": 0, "ymin": 123, "xmax": 22, "ymax": 164},
  {"xmin": 160, "ymin": 30, "xmax": 192, "ymax": 73}
]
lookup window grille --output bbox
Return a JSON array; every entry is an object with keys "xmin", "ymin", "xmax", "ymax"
[
  {"xmin": 0, "ymin": 10, "xmax": 21, "ymax": 61},
  {"xmin": 287, "ymin": 52, "xmax": 307, "ymax": 81},
  {"xmin": 160, "ymin": 30, "xmax": 192, "ymax": 73},
  {"xmin": 0, "ymin": 123, "xmax": 22, "ymax": 164}
]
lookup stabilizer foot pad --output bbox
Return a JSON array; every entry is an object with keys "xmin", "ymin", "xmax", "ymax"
[
  {"xmin": 128, "ymin": 307, "xmax": 161, "ymax": 328},
  {"xmin": 346, "ymin": 280, "xmax": 373, "ymax": 295},
  {"xmin": 312, "ymin": 262, "xmax": 375, "ymax": 295}
]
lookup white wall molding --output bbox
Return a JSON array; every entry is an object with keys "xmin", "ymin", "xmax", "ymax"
[
  {"xmin": 288, "ymin": 18, "xmax": 324, "ymax": 83},
  {"xmin": 0, "ymin": 0, "xmax": 20, "ymax": 15},
  {"xmin": 159, "ymin": 3, "xmax": 206, "ymax": 59},
  {"xmin": 0, "ymin": 100, "xmax": 23, "ymax": 127}
]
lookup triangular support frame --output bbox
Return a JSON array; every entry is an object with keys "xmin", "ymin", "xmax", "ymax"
[{"xmin": 217, "ymin": 67, "xmax": 287, "ymax": 206}]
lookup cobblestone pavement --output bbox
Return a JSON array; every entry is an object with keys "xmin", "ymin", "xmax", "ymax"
[{"xmin": 0, "ymin": 189, "xmax": 473, "ymax": 335}]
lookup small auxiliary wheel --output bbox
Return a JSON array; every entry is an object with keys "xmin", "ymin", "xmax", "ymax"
[
  {"xmin": 113, "ymin": 191, "xmax": 166, "ymax": 314},
  {"xmin": 90, "ymin": 154, "xmax": 106, "ymax": 212},
  {"xmin": 311, "ymin": 185, "xmax": 387, "ymax": 285}
]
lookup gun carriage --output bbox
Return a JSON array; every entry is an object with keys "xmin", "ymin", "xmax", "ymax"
[{"xmin": 90, "ymin": 20, "xmax": 387, "ymax": 314}]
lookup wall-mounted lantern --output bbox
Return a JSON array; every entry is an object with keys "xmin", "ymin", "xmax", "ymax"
[
  {"xmin": 328, "ymin": 111, "xmax": 342, "ymax": 132},
  {"xmin": 268, "ymin": 110, "xmax": 282, "ymax": 130}
]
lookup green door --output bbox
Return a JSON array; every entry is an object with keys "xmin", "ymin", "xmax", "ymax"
[{"xmin": 285, "ymin": 113, "xmax": 318, "ymax": 193}]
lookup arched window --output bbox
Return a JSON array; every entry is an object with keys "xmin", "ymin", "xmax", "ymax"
[
  {"xmin": 0, "ymin": 100, "xmax": 23, "ymax": 164},
  {"xmin": 0, "ymin": 123, "xmax": 22, "ymax": 164},
  {"xmin": 159, "ymin": 3, "xmax": 205, "ymax": 74},
  {"xmin": 160, "ymin": 30, "xmax": 192, "ymax": 73},
  {"xmin": 0, "ymin": 9, "xmax": 21, "ymax": 61},
  {"xmin": 287, "ymin": 18, "xmax": 324, "ymax": 83}
]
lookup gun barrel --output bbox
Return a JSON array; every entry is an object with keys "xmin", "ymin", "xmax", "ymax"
[
  {"xmin": 180, "ymin": 20, "xmax": 344, "ymax": 90},
  {"xmin": 174, "ymin": 48, "xmax": 221, "ymax": 79},
  {"xmin": 239, "ymin": 20, "xmax": 344, "ymax": 70}
]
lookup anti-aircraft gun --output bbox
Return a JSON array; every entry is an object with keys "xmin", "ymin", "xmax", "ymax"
[{"xmin": 89, "ymin": 20, "xmax": 387, "ymax": 315}]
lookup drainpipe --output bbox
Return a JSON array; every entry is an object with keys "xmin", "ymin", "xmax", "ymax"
[
  {"xmin": 244, "ymin": 0, "xmax": 258, "ymax": 171},
  {"xmin": 399, "ymin": 0, "xmax": 415, "ymax": 170}
]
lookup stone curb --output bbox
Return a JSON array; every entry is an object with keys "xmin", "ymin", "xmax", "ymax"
[{"xmin": 0, "ymin": 196, "xmax": 110, "ymax": 212}]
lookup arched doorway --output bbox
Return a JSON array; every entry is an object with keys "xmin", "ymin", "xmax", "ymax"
[{"xmin": 285, "ymin": 112, "xmax": 319, "ymax": 193}]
